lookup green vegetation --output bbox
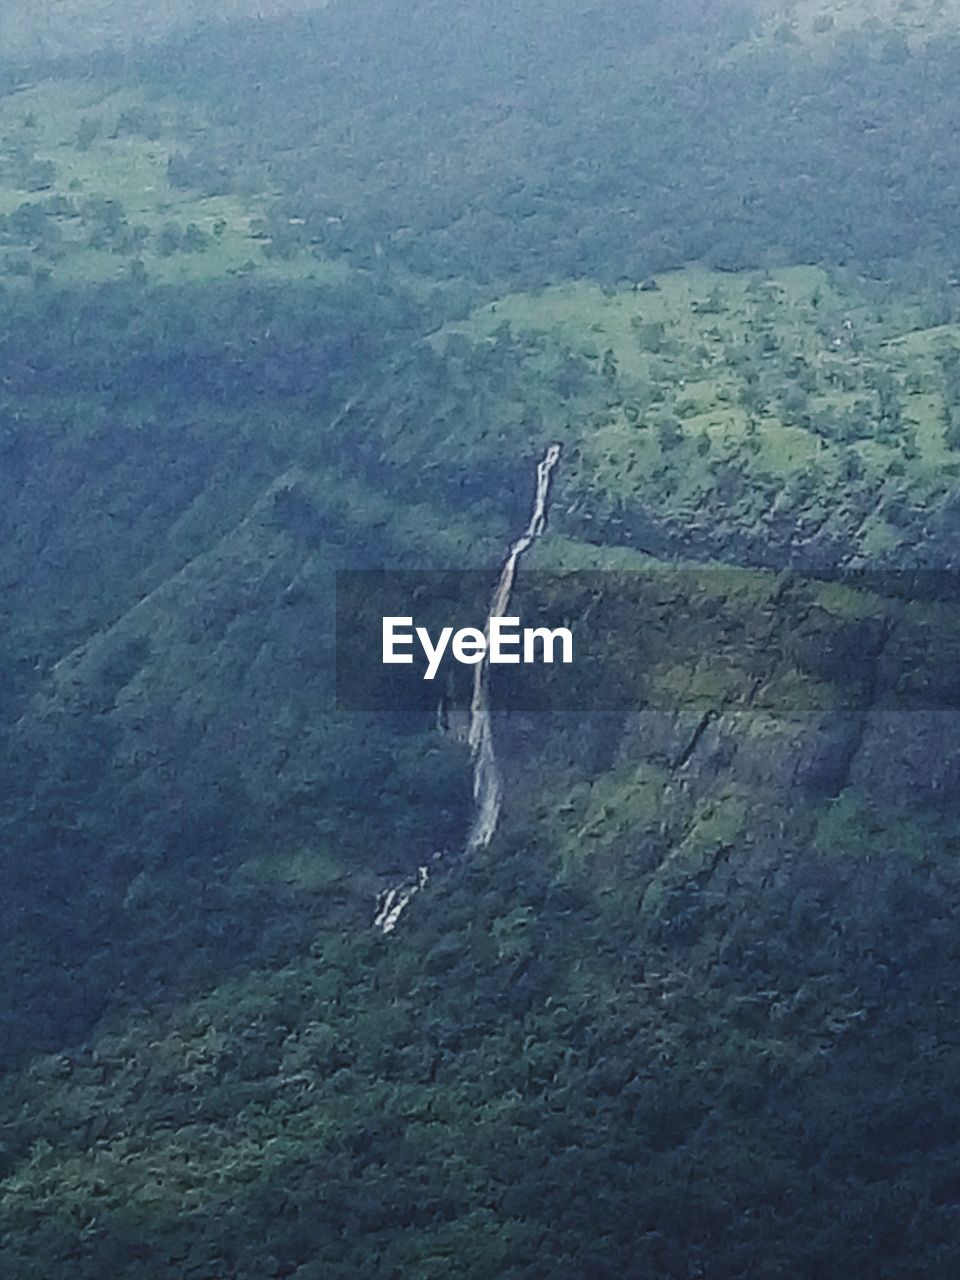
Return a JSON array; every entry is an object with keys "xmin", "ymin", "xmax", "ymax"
[
  {"xmin": 0, "ymin": 79, "xmax": 351, "ymax": 288},
  {"xmin": 448, "ymin": 268, "xmax": 960, "ymax": 566},
  {"xmin": 0, "ymin": 1, "xmax": 959, "ymax": 1277}
]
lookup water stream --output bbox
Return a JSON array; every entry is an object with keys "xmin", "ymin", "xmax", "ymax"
[
  {"xmin": 464, "ymin": 442, "xmax": 562, "ymax": 853},
  {"xmin": 374, "ymin": 443, "xmax": 562, "ymax": 933}
]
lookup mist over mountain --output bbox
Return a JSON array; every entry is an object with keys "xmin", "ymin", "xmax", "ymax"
[{"xmin": 0, "ymin": 0, "xmax": 328, "ymax": 59}]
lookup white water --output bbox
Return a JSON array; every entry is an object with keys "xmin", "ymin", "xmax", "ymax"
[
  {"xmin": 373, "ymin": 864, "xmax": 429, "ymax": 934},
  {"xmin": 465, "ymin": 442, "xmax": 562, "ymax": 852},
  {"xmin": 374, "ymin": 443, "xmax": 561, "ymax": 933}
]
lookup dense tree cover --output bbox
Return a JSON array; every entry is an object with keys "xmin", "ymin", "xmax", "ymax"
[
  {"xmin": 0, "ymin": 267, "xmax": 958, "ymax": 1276},
  {"xmin": 85, "ymin": 1, "xmax": 960, "ymax": 291},
  {"xmin": 0, "ymin": 270, "xmax": 609, "ymax": 1069},
  {"xmin": 2, "ymin": 741, "xmax": 960, "ymax": 1279},
  {"xmin": 0, "ymin": 2, "xmax": 959, "ymax": 1277}
]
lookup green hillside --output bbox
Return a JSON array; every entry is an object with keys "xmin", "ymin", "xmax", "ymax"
[{"xmin": 1, "ymin": 2, "xmax": 960, "ymax": 1277}]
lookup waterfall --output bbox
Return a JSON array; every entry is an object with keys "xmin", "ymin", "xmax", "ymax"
[
  {"xmin": 373, "ymin": 865, "xmax": 429, "ymax": 934},
  {"xmin": 465, "ymin": 442, "xmax": 562, "ymax": 852},
  {"xmin": 374, "ymin": 443, "xmax": 562, "ymax": 933}
]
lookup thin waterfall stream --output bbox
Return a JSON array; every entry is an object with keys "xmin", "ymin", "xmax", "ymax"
[
  {"xmin": 464, "ymin": 442, "xmax": 562, "ymax": 853},
  {"xmin": 374, "ymin": 443, "xmax": 562, "ymax": 933}
]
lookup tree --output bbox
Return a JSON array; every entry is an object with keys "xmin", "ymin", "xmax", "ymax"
[
  {"xmin": 183, "ymin": 223, "xmax": 210, "ymax": 253},
  {"xmin": 76, "ymin": 117, "xmax": 100, "ymax": 151},
  {"xmin": 126, "ymin": 259, "xmax": 149, "ymax": 286},
  {"xmin": 657, "ymin": 418, "xmax": 682, "ymax": 451},
  {"xmin": 156, "ymin": 222, "xmax": 185, "ymax": 256}
]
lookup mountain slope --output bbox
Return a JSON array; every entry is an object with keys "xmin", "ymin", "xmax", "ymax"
[{"xmin": 2, "ymin": 2, "xmax": 960, "ymax": 1277}]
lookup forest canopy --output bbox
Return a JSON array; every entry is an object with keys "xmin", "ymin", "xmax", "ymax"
[{"xmin": 1, "ymin": 3, "xmax": 959, "ymax": 1278}]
